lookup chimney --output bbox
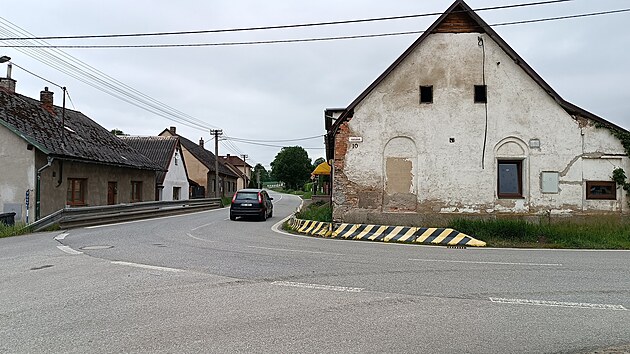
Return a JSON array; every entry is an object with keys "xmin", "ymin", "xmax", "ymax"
[
  {"xmin": 40, "ymin": 87, "xmax": 54, "ymax": 114},
  {"xmin": 199, "ymin": 137, "xmax": 204, "ymax": 148},
  {"xmin": 0, "ymin": 63, "xmax": 16, "ymax": 93},
  {"xmin": 169, "ymin": 126, "xmax": 176, "ymax": 135},
  {"xmin": 226, "ymin": 154, "xmax": 231, "ymax": 158}
]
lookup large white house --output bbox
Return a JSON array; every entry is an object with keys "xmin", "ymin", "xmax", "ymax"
[{"xmin": 325, "ymin": 0, "xmax": 629, "ymax": 225}]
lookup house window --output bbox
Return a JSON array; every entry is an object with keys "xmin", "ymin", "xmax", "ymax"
[
  {"xmin": 131, "ymin": 181, "xmax": 143, "ymax": 202},
  {"xmin": 173, "ymin": 186, "xmax": 181, "ymax": 200},
  {"xmin": 420, "ymin": 85, "xmax": 433, "ymax": 104},
  {"xmin": 498, "ymin": 160, "xmax": 523, "ymax": 198},
  {"xmin": 67, "ymin": 178, "xmax": 87, "ymax": 206},
  {"xmin": 474, "ymin": 85, "xmax": 487, "ymax": 103},
  {"xmin": 586, "ymin": 181, "xmax": 616, "ymax": 200}
]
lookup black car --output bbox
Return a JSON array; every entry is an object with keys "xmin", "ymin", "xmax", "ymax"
[{"xmin": 230, "ymin": 189, "xmax": 274, "ymax": 221}]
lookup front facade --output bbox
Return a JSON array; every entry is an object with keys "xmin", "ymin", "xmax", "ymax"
[
  {"xmin": 326, "ymin": 0, "xmax": 629, "ymax": 225},
  {"xmin": 160, "ymin": 127, "xmax": 239, "ymax": 198},
  {"xmin": 0, "ymin": 79, "xmax": 159, "ymax": 222},
  {"xmin": 120, "ymin": 136, "xmax": 190, "ymax": 201}
]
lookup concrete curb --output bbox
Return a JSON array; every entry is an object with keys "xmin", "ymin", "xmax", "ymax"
[{"xmin": 286, "ymin": 216, "xmax": 486, "ymax": 247}]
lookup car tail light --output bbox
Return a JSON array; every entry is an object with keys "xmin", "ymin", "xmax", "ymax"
[
  {"xmin": 232, "ymin": 193, "xmax": 237, "ymax": 203},
  {"xmin": 258, "ymin": 192, "xmax": 263, "ymax": 203}
]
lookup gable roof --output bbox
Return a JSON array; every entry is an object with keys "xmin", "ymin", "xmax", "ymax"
[
  {"xmin": 118, "ymin": 136, "xmax": 186, "ymax": 184},
  {"xmin": 0, "ymin": 89, "xmax": 161, "ymax": 170},
  {"xmin": 159, "ymin": 128, "xmax": 239, "ymax": 178},
  {"xmin": 330, "ymin": 0, "xmax": 628, "ymax": 134},
  {"xmin": 222, "ymin": 154, "xmax": 251, "ymax": 169}
]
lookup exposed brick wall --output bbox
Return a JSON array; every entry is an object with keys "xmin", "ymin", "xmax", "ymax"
[{"xmin": 433, "ymin": 8, "xmax": 483, "ymax": 33}]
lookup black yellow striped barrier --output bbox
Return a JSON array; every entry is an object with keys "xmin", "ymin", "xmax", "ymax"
[{"xmin": 286, "ymin": 217, "xmax": 486, "ymax": 247}]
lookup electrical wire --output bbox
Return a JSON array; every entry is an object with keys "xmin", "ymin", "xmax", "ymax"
[
  {"xmin": 225, "ymin": 134, "xmax": 325, "ymax": 143},
  {"xmin": 2, "ymin": 8, "xmax": 627, "ymax": 49},
  {"xmin": 0, "ymin": 0, "xmax": 574, "ymax": 41}
]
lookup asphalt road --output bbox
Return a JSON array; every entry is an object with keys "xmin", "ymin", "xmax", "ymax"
[{"xmin": 1, "ymin": 191, "xmax": 629, "ymax": 353}]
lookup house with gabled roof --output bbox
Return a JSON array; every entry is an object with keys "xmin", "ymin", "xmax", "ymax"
[
  {"xmin": 159, "ymin": 127, "xmax": 239, "ymax": 198},
  {"xmin": 325, "ymin": 0, "xmax": 629, "ymax": 225},
  {"xmin": 0, "ymin": 76, "xmax": 160, "ymax": 222},
  {"xmin": 119, "ymin": 136, "xmax": 189, "ymax": 201},
  {"xmin": 221, "ymin": 154, "xmax": 252, "ymax": 190}
]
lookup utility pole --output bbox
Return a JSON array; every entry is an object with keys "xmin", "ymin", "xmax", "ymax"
[
  {"xmin": 210, "ymin": 129, "xmax": 223, "ymax": 197},
  {"xmin": 240, "ymin": 154, "xmax": 248, "ymax": 188}
]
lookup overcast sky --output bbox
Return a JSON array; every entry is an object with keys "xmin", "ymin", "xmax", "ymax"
[{"xmin": 2, "ymin": 0, "xmax": 629, "ymax": 168}]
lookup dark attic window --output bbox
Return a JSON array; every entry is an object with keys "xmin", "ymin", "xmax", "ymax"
[
  {"xmin": 420, "ymin": 85, "xmax": 433, "ymax": 104},
  {"xmin": 474, "ymin": 85, "xmax": 487, "ymax": 103}
]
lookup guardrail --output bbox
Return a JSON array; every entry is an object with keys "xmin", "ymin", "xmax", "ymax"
[{"xmin": 28, "ymin": 198, "xmax": 222, "ymax": 232}]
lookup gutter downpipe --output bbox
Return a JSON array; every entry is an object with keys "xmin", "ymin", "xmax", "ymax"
[{"xmin": 36, "ymin": 156, "xmax": 54, "ymax": 221}]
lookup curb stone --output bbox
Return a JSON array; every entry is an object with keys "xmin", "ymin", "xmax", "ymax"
[{"xmin": 287, "ymin": 216, "xmax": 486, "ymax": 247}]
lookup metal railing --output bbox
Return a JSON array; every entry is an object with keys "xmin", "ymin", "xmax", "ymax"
[{"xmin": 28, "ymin": 198, "xmax": 222, "ymax": 232}]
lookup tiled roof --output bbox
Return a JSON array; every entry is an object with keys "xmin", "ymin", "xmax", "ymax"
[
  {"xmin": 0, "ymin": 90, "xmax": 161, "ymax": 170},
  {"xmin": 160, "ymin": 129, "xmax": 238, "ymax": 178},
  {"xmin": 222, "ymin": 155, "xmax": 251, "ymax": 168},
  {"xmin": 119, "ymin": 136, "xmax": 182, "ymax": 184}
]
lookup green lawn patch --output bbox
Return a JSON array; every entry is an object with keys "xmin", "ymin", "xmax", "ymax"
[{"xmin": 449, "ymin": 218, "xmax": 630, "ymax": 249}]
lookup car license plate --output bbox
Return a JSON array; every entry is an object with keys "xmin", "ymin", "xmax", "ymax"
[{"xmin": 242, "ymin": 203, "xmax": 252, "ymax": 207}]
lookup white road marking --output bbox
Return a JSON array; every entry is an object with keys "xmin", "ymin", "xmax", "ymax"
[
  {"xmin": 489, "ymin": 297, "xmax": 627, "ymax": 311},
  {"xmin": 272, "ymin": 281, "xmax": 364, "ymax": 293},
  {"xmin": 191, "ymin": 221, "xmax": 218, "ymax": 231},
  {"xmin": 409, "ymin": 258, "xmax": 562, "ymax": 267},
  {"xmin": 57, "ymin": 245, "xmax": 83, "ymax": 255},
  {"xmin": 248, "ymin": 245, "xmax": 344, "ymax": 256},
  {"xmin": 185, "ymin": 233, "xmax": 216, "ymax": 242},
  {"xmin": 111, "ymin": 261, "xmax": 183, "ymax": 273},
  {"xmin": 54, "ymin": 232, "xmax": 69, "ymax": 241},
  {"xmin": 85, "ymin": 208, "xmax": 227, "ymax": 229}
]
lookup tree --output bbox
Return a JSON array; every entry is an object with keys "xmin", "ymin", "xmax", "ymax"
[
  {"xmin": 270, "ymin": 146, "xmax": 312, "ymax": 190},
  {"xmin": 250, "ymin": 163, "xmax": 271, "ymax": 188},
  {"xmin": 110, "ymin": 128, "xmax": 126, "ymax": 136}
]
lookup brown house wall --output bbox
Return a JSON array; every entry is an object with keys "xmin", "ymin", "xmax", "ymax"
[{"xmin": 36, "ymin": 153, "xmax": 156, "ymax": 217}]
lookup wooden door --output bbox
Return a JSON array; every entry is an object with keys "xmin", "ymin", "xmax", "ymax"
[{"xmin": 107, "ymin": 182, "xmax": 117, "ymax": 205}]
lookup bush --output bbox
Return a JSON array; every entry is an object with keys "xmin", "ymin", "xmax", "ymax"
[
  {"xmin": 296, "ymin": 201, "xmax": 332, "ymax": 222},
  {"xmin": 221, "ymin": 196, "xmax": 232, "ymax": 206}
]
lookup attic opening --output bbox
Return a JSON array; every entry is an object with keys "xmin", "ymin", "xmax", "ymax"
[
  {"xmin": 474, "ymin": 85, "xmax": 487, "ymax": 103},
  {"xmin": 419, "ymin": 85, "xmax": 433, "ymax": 104}
]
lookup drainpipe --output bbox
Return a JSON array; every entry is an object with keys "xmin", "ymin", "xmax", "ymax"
[{"xmin": 36, "ymin": 156, "xmax": 54, "ymax": 221}]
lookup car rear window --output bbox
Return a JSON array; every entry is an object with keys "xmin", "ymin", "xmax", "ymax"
[{"xmin": 236, "ymin": 192, "xmax": 258, "ymax": 200}]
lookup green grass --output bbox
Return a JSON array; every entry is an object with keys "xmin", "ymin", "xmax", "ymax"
[
  {"xmin": 449, "ymin": 218, "xmax": 630, "ymax": 249},
  {"xmin": 221, "ymin": 196, "xmax": 232, "ymax": 207},
  {"xmin": 0, "ymin": 223, "xmax": 31, "ymax": 238},
  {"xmin": 296, "ymin": 201, "xmax": 332, "ymax": 222}
]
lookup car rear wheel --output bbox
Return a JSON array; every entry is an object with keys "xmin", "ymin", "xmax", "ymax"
[
  {"xmin": 230, "ymin": 213, "xmax": 236, "ymax": 221},
  {"xmin": 259, "ymin": 210, "xmax": 267, "ymax": 221}
]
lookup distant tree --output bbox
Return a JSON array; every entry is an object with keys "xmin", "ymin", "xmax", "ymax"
[
  {"xmin": 250, "ymin": 163, "xmax": 271, "ymax": 187},
  {"xmin": 270, "ymin": 146, "xmax": 312, "ymax": 190},
  {"xmin": 312, "ymin": 157, "xmax": 326, "ymax": 169},
  {"xmin": 110, "ymin": 128, "xmax": 126, "ymax": 136}
]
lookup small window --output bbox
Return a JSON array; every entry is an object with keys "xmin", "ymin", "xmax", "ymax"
[
  {"xmin": 420, "ymin": 85, "xmax": 433, "ymax": 104},
  {"xmin": 586, "ymin": 181, "xmax": 616, "ymax": 200},
  {"xmin": 67, "ymin": 178, "xmax": 87, "ymax": 206},
  {"xmin": 474, "ymin": 85, "xmax": 487, "ymax": 103},
  {"xmin": 498, "ymin": 160, "xmax": 523, "ymax": 198},
  {"xmin": 173, "ymin": 186, "xmax": 181, "ymax": 201},
  {"xmin": 131, "ymin": 181, "xmax": 143, "ymax": 202}
]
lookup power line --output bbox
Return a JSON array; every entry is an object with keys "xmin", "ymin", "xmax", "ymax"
[
  {"xmin": 0, "ymin": 18, "xmax": 219, "ymax": 132},
  {"xmin": 225, "ymin": 134, "xmax": 325, "ymax": 143},
  {"xmin": 0, "ymin": 0, "xmax": 574, "ymax": 41},
  {"xmin": 2, "ymin": 8, "xmax": 627, "ymax": 49}
]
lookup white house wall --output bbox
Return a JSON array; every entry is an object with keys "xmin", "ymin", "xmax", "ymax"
[
  {"xmin": 0, "ymin": 125, "xmax": 35, "ymax": 222},
  {"xmin": 334, "ymin": 32, "xmax": 628, "ymax": 221},
  {"xmin": 161, "ymin": 147, "xmax": 189, "ymax": 201}
]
